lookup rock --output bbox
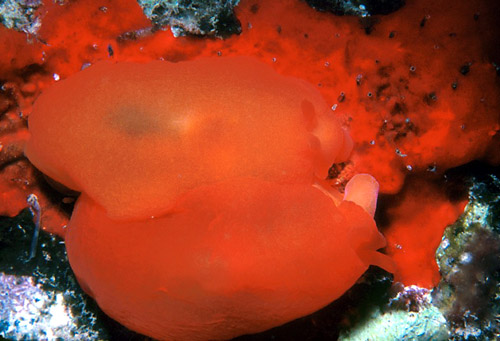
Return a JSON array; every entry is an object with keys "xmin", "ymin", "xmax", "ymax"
[{"xmin": 137, "ymin": 0, "xmax": 241, "ymax": 37}]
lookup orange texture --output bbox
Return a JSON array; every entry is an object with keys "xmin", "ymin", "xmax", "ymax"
[{"xmin": 383, "ymin": 178, "xmax": 467, "ymax": 287}]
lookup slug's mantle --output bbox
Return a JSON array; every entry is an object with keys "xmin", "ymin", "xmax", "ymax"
[{"xmin": 25, "ymin": 57, "xmax": 351, "ymax": 220}]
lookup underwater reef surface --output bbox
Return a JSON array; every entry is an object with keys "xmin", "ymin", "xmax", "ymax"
[
  {"xmin": 0, "ymin": 0, "xmax": 499, "ymax": 339},
  {"xmin": 137, "ymin": 0, "xmax": 241, "ymax": 37}
]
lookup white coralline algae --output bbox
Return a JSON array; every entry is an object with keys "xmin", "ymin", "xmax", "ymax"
[{"xmin": 0, "ymin": 273, "xmax": 99, "ymax": 340}]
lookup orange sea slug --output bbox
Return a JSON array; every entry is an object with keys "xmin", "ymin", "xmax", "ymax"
[{"xmin": 25, "ymin": 56, "xmax": 393, "ymax": 340}]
